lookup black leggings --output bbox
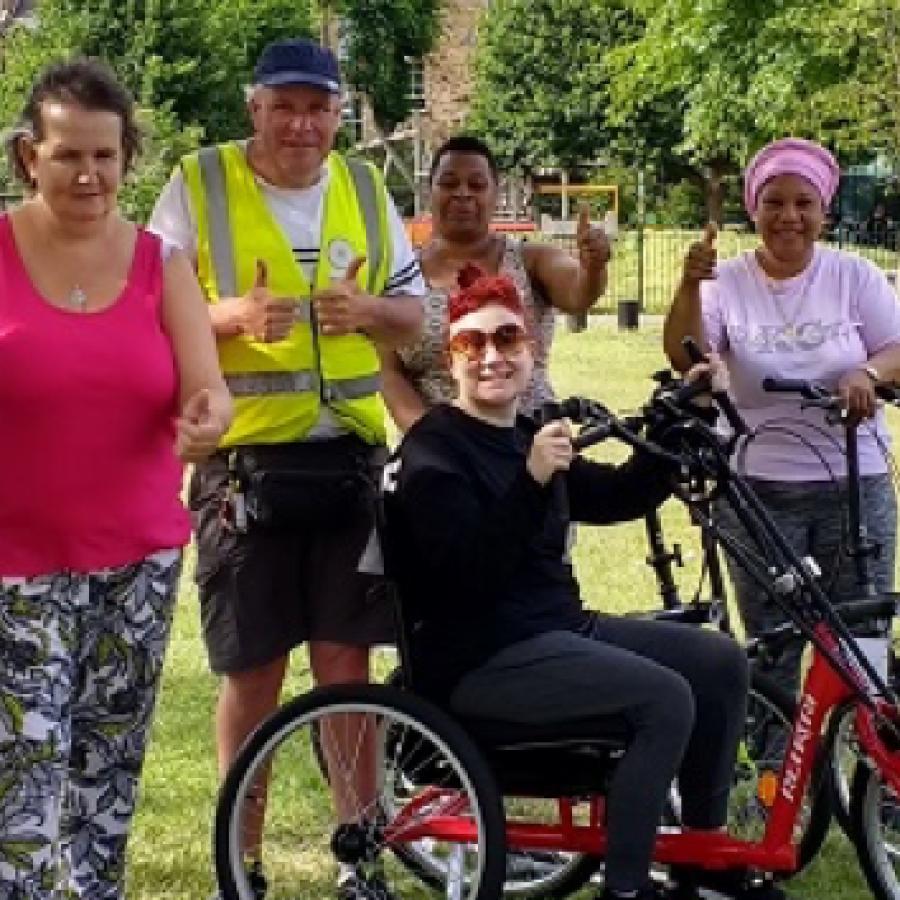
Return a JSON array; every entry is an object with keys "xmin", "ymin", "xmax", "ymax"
[{"xmin": 449, "ymin": 615, "xmax": 749, "ymax": 893}]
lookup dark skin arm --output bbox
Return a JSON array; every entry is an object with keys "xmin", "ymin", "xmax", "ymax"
[
  {"xmin": 524, "ymin": 206, "xmax": 611, "ymax": 314},
  {"xmin": 663, "ymin": 223, "xmax": 718, "ymax": 371}
]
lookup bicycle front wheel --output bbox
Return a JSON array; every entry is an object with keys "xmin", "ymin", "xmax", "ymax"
[
  {"xmin": 214, "ymin": 683, "xmax": 506, "ymax": 900},
  {"xmin": 728, "ymin": 672, "xmax": 832, "ymax": 873},
  {"xmin": 310, "ymin": 687, "xmax": 601, "ymax": 898}
]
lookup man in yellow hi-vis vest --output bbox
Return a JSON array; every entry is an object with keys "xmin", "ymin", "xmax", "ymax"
[{"xmin": 149, "ymin": 38, "xmax": 424, "ymax": 900}]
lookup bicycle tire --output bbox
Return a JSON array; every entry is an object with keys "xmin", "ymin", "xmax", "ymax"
[
  {"xmin": 214, "ymin": 682, "xmax": 506, "ymax": 900},
  {"xmin": 850, "ymin": 756, "xmax": 900, "ymax": 900}
]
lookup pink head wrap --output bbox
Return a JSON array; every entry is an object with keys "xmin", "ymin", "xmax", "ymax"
[{"xmin": 743, "ymin": 137, "xmax": 840, "ymax": 217}]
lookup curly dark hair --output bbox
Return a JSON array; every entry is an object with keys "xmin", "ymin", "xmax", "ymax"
[
  {"xmin": 5, "ymin": 57, "xmax": 141, "ymax": 187},
  {"xmin": 429, "ymin": 135, "xmax": 499, "ymax": 184}
]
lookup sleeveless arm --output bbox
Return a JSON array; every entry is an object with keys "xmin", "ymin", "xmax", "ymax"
[
  {"xmin": 522, "ymin": 240, "xmax": 607, "ymax": 314},
  {"xmin": 161, "ymin": 249, "xmax": 232, "ymax": 431}
]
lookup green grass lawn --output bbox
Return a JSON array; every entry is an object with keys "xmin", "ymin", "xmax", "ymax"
[{"xmin": 128, "ymin": 321, "xmax": 889, "ymax": 898}]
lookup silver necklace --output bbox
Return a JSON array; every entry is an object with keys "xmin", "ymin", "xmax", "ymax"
[
  {"xmin": 68, "ymin": 286, "xmax": 88, "ymax": 311},
  {"xmin": 755, "ymin": 252, "xmax": 814, "ymax": 339},
  {"xmin": 765, "ymin": 273, "xmax": 813, "ymax": 339}
]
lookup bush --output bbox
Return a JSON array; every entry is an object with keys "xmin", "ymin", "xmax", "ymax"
[
  {"xmin": 653, "ymin": 179, "xmax": 705, "ymax": 226},
  {"xmin": 119, "ymin": 104, "xmax": 202, "ymax": 224}
]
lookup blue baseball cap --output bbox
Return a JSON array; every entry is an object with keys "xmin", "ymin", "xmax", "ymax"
[{"xmin": 252, "ymin": 38, "xmax": 341, "ymax": 94}]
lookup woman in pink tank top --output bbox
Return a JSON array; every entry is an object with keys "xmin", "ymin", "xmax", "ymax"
[{"xmin": 0, "ymin": 59, "xmax": 231, "ymax": 898}]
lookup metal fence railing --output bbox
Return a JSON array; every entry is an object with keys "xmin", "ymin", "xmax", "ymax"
[{"xmin": 546, "ymin": 225, "xmax": 900, "ymax": 316}]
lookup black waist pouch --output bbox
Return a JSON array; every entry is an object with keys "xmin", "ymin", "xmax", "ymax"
[{"xmin": 230, "ymin": 438, "xmax": 377, "ymax": 532}]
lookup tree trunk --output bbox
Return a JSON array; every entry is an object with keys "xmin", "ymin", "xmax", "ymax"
[
  {"xmin": 705, "ymin": 165, "xmax": 725, "ymax": 224},
  {"xmin": 320, "ymin": 1, "xmax": 333, "ymax": 48}
]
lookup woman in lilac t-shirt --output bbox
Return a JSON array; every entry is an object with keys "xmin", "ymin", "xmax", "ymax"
[{"xmin": 664, "ymin": 138, "xmax": 900, "ymax": 695}]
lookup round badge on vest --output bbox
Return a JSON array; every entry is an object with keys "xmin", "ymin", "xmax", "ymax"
[{"xmin": 327, "ymin": 239, "xmax": 355, "ymax": 279}]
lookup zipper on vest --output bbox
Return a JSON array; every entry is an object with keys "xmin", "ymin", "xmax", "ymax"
[{"xmin": 307, "ymin": 301, "xmax": 330, "ymax": 407}]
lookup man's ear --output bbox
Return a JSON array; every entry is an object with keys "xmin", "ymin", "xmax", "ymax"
[{"xmin": 246, "ymin": 87, "xmax": 264, "ymax": 123}]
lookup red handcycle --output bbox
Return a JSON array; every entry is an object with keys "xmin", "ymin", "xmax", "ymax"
[{"xmin": 213, "ymin": 372, "xmax": 899, "ymax": 900}]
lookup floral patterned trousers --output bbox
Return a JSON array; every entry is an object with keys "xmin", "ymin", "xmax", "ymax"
[{"xmin": 0, "ymin": 549, "xmax": 181, "ymax": 899}]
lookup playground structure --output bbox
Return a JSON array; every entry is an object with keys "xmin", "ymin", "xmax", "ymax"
[
  {"xmin": 403, "ymin": 181, "xmax": 620, "ymax": 247},
  {"xmin": 534, "ymin": 182, "xmax": 619, "ymax": 234}
]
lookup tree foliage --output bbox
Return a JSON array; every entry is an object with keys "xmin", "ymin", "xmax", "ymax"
[
  {"xmin": 468, "ymin": 0, "xmax": 642, "ymax": 171},
  {"xmin": 3, "ymin": 0, "xmax": 897, "ymax": 222},
  {"xmin": 782, "ymin": 0, "xmax": 900, "ymax": 160},
  {"xmin": 335, "ymin": 0, "xmax": 441, "ymax": 134},
  {"xmin": 1, "ymin": 0, "xmax": 315, "ymax": 141},
  {"xmin": 0, "ymin": 0, "xmax": 315, "ymax": 218},
  {"xmin": 467, "ymin": 0, "xmax": 899, "ymax": 220},
  {"xmin": 606, "ymin": 0, "xmax": 898, "ymax": 215}
]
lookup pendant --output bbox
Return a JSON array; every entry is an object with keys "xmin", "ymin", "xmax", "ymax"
[{"xmin": 68, "ymin": 286, "xmax": 87, "ymax": 311}]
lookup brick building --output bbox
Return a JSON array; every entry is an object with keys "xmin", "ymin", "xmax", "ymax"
[{"xmin": 345, "ymin": 0, "xmax": 490, "ymax": 213}]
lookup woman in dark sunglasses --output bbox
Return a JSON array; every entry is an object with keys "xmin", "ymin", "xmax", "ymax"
[{"xmin": 383, "ymin": 265, "xmax": 760, "ymax": 900}]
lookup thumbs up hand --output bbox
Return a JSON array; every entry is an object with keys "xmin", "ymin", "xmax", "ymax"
[
  {"xmin": 175, "ymin": 388, "xmax": 232, "ymax": 462},
  {"xmin": 682, "ymin": 222, "xmax": 718, "ymax": 287},
  {"xmin": 238, "ymin": 259, "xmax": 296, "ymax": 342},
  {"xmin": 312, "ymin": 256, "xmax": 373, "ymax": 337},
  {"xmin": 575, "ymin": 204, "xmax": 612, "ymax": 273}
]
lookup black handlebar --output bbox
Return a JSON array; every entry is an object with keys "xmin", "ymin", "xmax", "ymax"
[
  {"xmin": 762, "ymin": 374, "xmax": 900, "ymax": 406},
  {"xmin": 761, "ymin": 376, "xmax": 831, "ymax": 401},
  {"xmin": 562, "ymin": 389, "xmax": 700, "ymax": 468},
  {"xmin": 537, "ymin": 401, "xmax": 572, "ymax": 517}
]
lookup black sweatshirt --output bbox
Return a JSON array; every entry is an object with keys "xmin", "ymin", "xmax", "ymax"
[{"xmin": 383, "ymin": 404, "xmax": 673, "ymax": 704}]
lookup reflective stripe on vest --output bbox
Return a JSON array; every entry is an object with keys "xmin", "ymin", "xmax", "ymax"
[
  {"xmin": 225, "ymin": 370, "xmax": 381, "ymax": 400},
  {"xmin": 346, "ymin": 160, "xmax": 384, "ymax": 295},
  {"xmin": 197, "ymin": 146, "xmax": 237, "ymax": 299}
]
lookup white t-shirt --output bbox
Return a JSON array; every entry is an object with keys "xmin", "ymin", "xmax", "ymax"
[
  {"xmin": 148, "ymin": 151, "xmax": 424, "ymax": 439},
  {"xmin": 702, "ymin": 246, "xmax": 900, "ymax": 480}
]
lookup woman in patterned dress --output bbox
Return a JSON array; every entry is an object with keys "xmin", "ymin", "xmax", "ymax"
[{"xmin": 381, "ymin": 135, "xmax": 611, "ymax": 430}]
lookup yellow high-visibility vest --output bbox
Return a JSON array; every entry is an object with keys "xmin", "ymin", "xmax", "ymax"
[{"xmin": 180, "ymin": 143, "xmax": 392, "ymax": 446}]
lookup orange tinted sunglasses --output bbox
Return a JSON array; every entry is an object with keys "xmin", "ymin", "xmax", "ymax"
[{"xmin": 447, "ymin": 323, "xmax": 531, "ymax": 360}]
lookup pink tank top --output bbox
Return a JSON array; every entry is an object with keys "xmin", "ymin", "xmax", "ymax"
[{"xmin": 0, "ymin": 216, "xmax": 191, "ymax": 576}]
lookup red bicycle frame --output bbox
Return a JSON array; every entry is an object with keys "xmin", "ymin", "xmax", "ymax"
[
  {"xmin": 385, "ymin": 618, "xmax": 900, "ymax": 877},
  {"xmin": 383, "ymin": 381, "xmax": 900, "ymax": 880}
]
